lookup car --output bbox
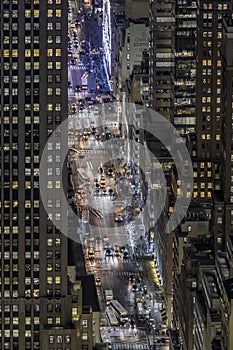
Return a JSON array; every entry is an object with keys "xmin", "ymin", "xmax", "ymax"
[
  {"xmin": 105, "ymin": 248, "xmax": 113, "ymax": 257},
  {"xmin": 104, "ymin": 241, "xmax": 111, "ymax": 249},
  {"xmin": 88, "ymin": 250, "xmax": 95, "ymax": 259},
  {"xmin": 70, "ymin": 103, "xmax": 76, "ymax": 112},
  {"xmin": 146, "ymin": 318, "xmax": 156, "ymax": 329},
  {"xmin": 120, "ymin": 246, "xmax": 126, "ymax": 253},
  {"xmin": 114, "ymin": 248, "xmax": 120, "ymax": 257},
  {"xmin": 82, "ymin": 132, "xmax": 88, "ymax": 140},
  {"xmin": 81, "ymin": 40, "xmax": 86, "ymax": 48},
  {"xmin": 129, "ymin": 274, "xmax": 135, "ymax": 282},
  {"xmin": 123, "ymin": 251, "xmax": 129, "ymax": 259},
  {"xmin": 102, "ymin": 189, "xmax": 107, "ymax": 196},
  {"xmin": 143, "ymin": 285, "xmax": 147, "ymax": 293},
  {"xmin": 103, "ymin": 234, "xmax": 108, "ymax": 241},
  {"xmin": 108, "ymin": 168, "xmax": 114, "ymax": 176},
  {"xmin": 100, "ymin": 182, "xmax": 106, "ymax": 189},
  {"xmin": 132, "ymin": 284, "xmax": 139, "ymax": 292},
  {"xmin": 114, "ymin": 213, "xmax": 123, "ymax": 222},
  {"xmin": 95, "ymin": 277, "xmax": 101, "ymax": 287}
]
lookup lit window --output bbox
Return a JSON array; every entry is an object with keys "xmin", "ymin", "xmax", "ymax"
[
  {"xmin": 56, "ymin": 35, "xmax": 61, "ymax": 44},
  {"xmin": 55, "ymin": 238, "xmax": 61, "ymax": 246},
  {"xmin": 55, "ymin": 317, "xmax": 61, "ymax": 325},
  {"xmin": 82, "ymin": 333, "xmax": 88, "ymax": 340},
  {"xmin": 25, "ymin": 49, "xmax": 31, "ymax": 57},
  {"xmin": 65, "ymin": 335, "xmax": 71, "ymax": 344},
  {"xmin": 56, "ymin": 49, "xmax": 61, "ymax": 56},
  {"xmin": 55, "ymin": 181, "xmax": 61, "ymax": 188},
  {"xmin": 56, "ymin": 22, "xmax": 61, "ymax": 30},
  {"xmin": 56, "ymin": 88, "xmax": 61, "ymax": 96},
  {"xmin": 47, "ymin": 49, "xmax": 53, "ymax": 56},
  {"xmin": 47, "ymin": 276, "xmax": 53, "ymax": 285},
  {"xmin": 47, "ymin": 103, "xmax": 53, "ymax": 111},
  {"xmin": 12, "ymin": 50, "xmax": 18, "ymax": 57},
  {"xmin": 82, "ymin": 319, "xmax": 88, "ymax": 328},
  {"xmin": 47, "ymin": 22, "xmax": 53, "ymax": 30},
  {"xmin": 47, "ymin": 317, "xmax": 53, "ymax": 325},
  {"xmin": 47, "ymin": 88, "xmax": 53, "ymax": 96},
  {"xmin": 48, "ymin": 61, "xmax": 53, "ymax": 69},
  {"xmin": 47, "ymin": 239, "xmax": 53, "ymax": 247},
  {"xmin": 47, "ymin": 181, "xmax": 53, "ymax": 189},
  {"xmin": 25, "ymin": 10, "xmax": 31, "ymax": 17},
  {"xmin": 57, "ymin": 335, "xmax": 63, "ymax": 343},
  {"xmin": 55, "ymin": 276, "xmax": 61, "ymax": 284},
  {"xmin": 47, "ymin": 264, "xmax": 53, "ymax": 272},
  {"xmin": 55, "ymin": 213, "xmax": 61, "ymax": 220}
]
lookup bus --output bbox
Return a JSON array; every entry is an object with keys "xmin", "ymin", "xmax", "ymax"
[
  {"xmin": 109, "ymin": 300, "xmax": 128, "ymax": 323},
  {"xmin": 104, "ymin": 289, "xmax": 113, "ymax": 305},
  {"xmin": 106, "ymin": 309, "xmax": 119, "ymax": 327}
]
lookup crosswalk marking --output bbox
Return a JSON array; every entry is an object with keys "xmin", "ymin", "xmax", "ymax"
[
  {"xmin": 88, "ymin": 259, "xmax": 132, "ymax": 265},
  {"xmin": 79, "ymin": 149, "xmax": 110, "ymax": 155},
  {"xmin": 112, "ymin": 344, "xmax": 149, "ymax": 349},
  {"xmin": 107, "ymin": 271, "xmax": 134, "ymax": 276},
  {"xmin": 70, "ymin": 65, "xmax": 85, "ymax": 70},
  {"xmin": 101, "ymin": 271, "xmax": 138, "ymax": 277}
]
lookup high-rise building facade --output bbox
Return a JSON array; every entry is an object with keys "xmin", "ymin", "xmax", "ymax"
[
  {"xmin": 0, "ymin": 1, "xmax": 88, "ymax": 349},
  {"xmin": 172, "ymin": 0, "xmax": 196, "ymax": 132},
  {"xmin": 194, "ymin": 0, "xmax": 231, "ymax": 200},
  {"xmin": 149, "ymin": 0, "xmax": 174, "ymax": 122}
]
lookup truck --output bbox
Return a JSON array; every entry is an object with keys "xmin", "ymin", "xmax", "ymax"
[
  {"xmin": 104, "ymin": 289, "xmax": 113, "ymax": 305},
  {"xmin": 81, "ymin": 72, "xmax": 88, "ymax": 90},
  {"xmin": 136, "ymin": 302, "xmax": 147, "ymax": 322}
]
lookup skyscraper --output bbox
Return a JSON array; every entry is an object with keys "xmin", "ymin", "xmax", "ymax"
[
  {"xmin": 149, "ymin": 0, "xmax": 174, "ymax": 122},
  {"xmin": 0, "ymin": 1, "xmax": 81, "ymax": 348},
  {"xmin": 194, "ymin": 0, "xmax": 231, "ymax": 200},
  {"xmin": 172, "ymin": 0, "xmax": 196, "ymax": 132}
]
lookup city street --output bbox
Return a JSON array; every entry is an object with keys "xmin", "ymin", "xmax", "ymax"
[{"xmin": 67, "ymin": 1, "xmax": 170, "ymax": 349}]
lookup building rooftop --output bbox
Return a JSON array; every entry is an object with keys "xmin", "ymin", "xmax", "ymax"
[
  {"xmin": 212, "ymin": 190, "xmax": 224, "ymax": 203},
  {"xmin": 209, "ymin": 308, "xmax": 221, "ymax": 323},
  {"xmin": 183, "ymin": 199, "xmax": 208, "ymax": 221},
  {"xmin": 223, "ymin": 278, "xmax": 233, "ymax": 300},
  {"xmin": 77, "ymin": 275, "xmax": 100, "ymax": 312},
  {"xmin": 216, "ymin": 252, "xmax": 230, "ymax": 280},
  {"xmin": 204, "ymin": 273, "xmax": 220, "ymax": 299}
]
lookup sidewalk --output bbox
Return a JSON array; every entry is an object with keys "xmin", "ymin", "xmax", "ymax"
[
  {"xmin": 136, "ymin": 257, "xmax": 163, "ymax": 325},
  {"xmin": 137, "ymin": 258, "xmax": 161, "ymax": 292}
]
